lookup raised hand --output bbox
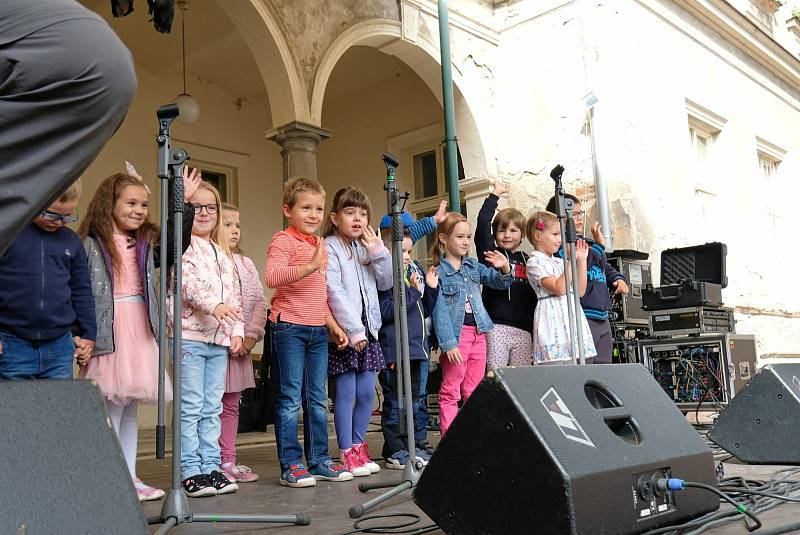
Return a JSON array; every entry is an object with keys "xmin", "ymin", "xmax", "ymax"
[
  {"xmin": 183, "ymin": 166, "xmax": 202, "ymax": 202},
  {"xmin": 575, "ymin": 239, "xmax": 589, "ymax": 262},
  {"xmin": 433, "ymin": 199, "xmax": 448, "ymax": 224},
  {"xmin": 613, "ymin": 279, "xmax": 629, "ymax": 295},
  {"xmin": 491, "ymin": 179, "xmax": 510, "ymax": 197},
  {"xmin": 591, "ymin": 221, "xmax": 605, "ymax": 246},
  {"xmin": 425, "ymin": 265, "xmax": 439, "ymax": 288},
  {"xmin": 484, "ymin": 250, "xmax": 510, "ymax": 273},
  {"xmin": 409, "ymin": 270, "xmax": 423, "ymax": 292},
  {"xmin": 359, "ymin": 225, "xmax": 382, "ymax": 249},
  {"xmin": 308, "ymin": 236, "xmax": 325, "ymax": 271}
]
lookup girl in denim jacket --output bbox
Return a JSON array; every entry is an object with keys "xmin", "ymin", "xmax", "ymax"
[
  {"xmin": 323, "ymin": 187, "xmax": 393, "ymax": 476},
  {"xmin": 431, "ymin": 213, "xmax": 512, "ymax": 435}
]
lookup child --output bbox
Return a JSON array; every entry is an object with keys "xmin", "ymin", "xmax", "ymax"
[
  {"xmin": 545, "ymin": 195, "xmax": 628, "ymax": 363},
  {"xmin": 526, "ymin": 211, "xmax": 597, "ymax": 363},
  {"xmin": 0, "ymin": 180, "xmax": 95, "ymax": 379},
  {"xmin": 378, "ymin": 231, "xmax": 439, "ymax": 469},
  {"xmin": 264, "ymin": 177, "xmax": 351, "ymax": 488},
  {"xmin": 218, "ymin": 202, "xmax": 267, "ymax": 483},
  {"xmin": 323, "ymin": 187, "xmax": 392, "ymax": 477},
  {"xmin": 431, "ymin": 213, "xmax": 512, "ymax": 436},
  {"xmin": 475, "ymin": 181, "xmax": 537, "ymax": 369},
  {"xmin": 168, "ymin": 181, "xmax": 242, "ymax": 498},
  {"xmin": 78, "ymin": 165, "xmax": 199, "ymax": 501}
]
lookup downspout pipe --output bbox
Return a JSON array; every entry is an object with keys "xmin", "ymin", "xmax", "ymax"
[{"xmin": 438, "ymin": 0, "xmax": 461, "ymax": 214}]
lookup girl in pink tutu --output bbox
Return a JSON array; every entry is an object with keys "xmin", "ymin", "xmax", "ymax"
[
  {"xmin": 218, "ymin": 202, "xmax": 267, "ymax": 483},
  {"xmin": 78, "ymin": 164, "xmax": 200, "ymax": 501}
]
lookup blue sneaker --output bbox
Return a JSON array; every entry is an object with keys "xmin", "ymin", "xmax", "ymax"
[
  {"xmin": 309, "ymin": 459, "xmax": 353, "ymax": 482},
  {"xmin": 385, "ymin": 449, "xmax": 409, "ymax": 470},
  {"xmin": 280, "ymin": 463, "xmax": 316, "ymax": 488}
]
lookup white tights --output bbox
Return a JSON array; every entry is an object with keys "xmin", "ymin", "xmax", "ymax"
[{"xmin": 106, "ymin": 400, "xmax": 139, "ymax": 479}]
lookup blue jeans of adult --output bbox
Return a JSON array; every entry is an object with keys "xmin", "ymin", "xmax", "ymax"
[
  {"xmin": 271, "ymin": 321, "xmax": 330, "ymax": 471},
  {"xmin": 0, "ymin": 330, "xmax": 74, "ymax": 379},
  {"xmin": 175, "ymin": 339, "xmax": 228, "ymax": 480}
]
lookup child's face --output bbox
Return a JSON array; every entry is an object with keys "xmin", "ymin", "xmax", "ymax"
[
  {"xmin": 401, "ymin": 236, "xmax": 413, "ymax": 269},
  {"xmin": 572, "ymin": 202, "xmax": 584, "ymax": 234},
  {"xmin": 222, "ymin": 209, "xmax": 241, "ymax": 249},
  {"xmin": 495, "ymin": 223, "xmax": 522, "ymax": 252},
  {"xmin": 331, "ymin": 206, "xmax": 369, "ymax": 241},
  {"xmin": 283, "ymin": 192, "xmax": 325, "ymax": 235},
  {"xmin": 189, "ymin": 188, "xmax": 217, "ymax": 240},
  {"xmin": 112, "ymin": 185, "xmax": 149, "ymax": 233},
  {"xmin": 33, "ymin": 199, "xmax": 79, "ymax": 233},
  {"xmin": 441, "ymin": 221, "xmax": 472, "ymax": 258},
  {"xmin": 535, "ymin": 221, "xmax": 562, "ymax": 255}
]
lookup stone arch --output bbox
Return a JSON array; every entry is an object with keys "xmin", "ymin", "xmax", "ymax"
[
  {"xmin": 310, "ymin": 19, "xmax": 492, "ymax": 179},
  {"xmin": 217, "ymin": 1, "xmax": 309, "ymax": 126}
]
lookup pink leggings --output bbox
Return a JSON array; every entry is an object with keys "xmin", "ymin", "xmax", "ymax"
[
  {"xmin": 219, "ymin": 391, "xmax": 240, "ymax": 465},
  {"xmin": 438, "ymin": 325, "xmax": 487, "ymax": 436}
]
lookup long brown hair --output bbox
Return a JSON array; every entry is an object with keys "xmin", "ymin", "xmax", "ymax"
[
  {"xmin": 79, "ymin": 174, "xmax": 158, "ymax": 273},
  {"xmin": 221, "ymin": 202, "xmax": 243, "ymax": 255},
  {"xmin": 429, "ymin": 212, "xmax": 468, "ymax": 266},
  {"xmin": 193, "ymin": 181, "xmax": 232, "ymax": 258},
  {"xmin": 322, "ymin": 187, "xmax": 372, "ymax": 238}
]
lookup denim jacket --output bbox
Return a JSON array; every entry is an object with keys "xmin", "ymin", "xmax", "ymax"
[{"xmin": 432, "ymin": 256, "xmax": 512, "ymax": 352}]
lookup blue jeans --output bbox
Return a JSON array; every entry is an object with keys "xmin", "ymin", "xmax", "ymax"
[
  {"xmin": 175, "ymin": 339, "xmax": 228, "ymax": 479},
  {"xmin": 379, "ymin": 361, "xmax": 422, "ymax": 458},
  {"xmin": 271, "ymin": 321, "xmax": 330, "ymax": 471},
  {"xmin": 417, "ymin": 358, "xmax": 430, "ymax": 444},
  {"xmin": 0, "ymin": 330, "xmax": 74, "ymax": 379}
]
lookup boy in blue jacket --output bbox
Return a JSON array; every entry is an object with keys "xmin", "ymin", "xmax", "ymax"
[
  {"xmin": 378, "ymin": 231, "xmax": 439, "ymax": 469},
  {"xmin": 546, "ymin": 194, "xmax": 628, "ymax": 363},
  {"xmin": 0, "ymin": 180, "xmax": 96, "ymax": 379}
]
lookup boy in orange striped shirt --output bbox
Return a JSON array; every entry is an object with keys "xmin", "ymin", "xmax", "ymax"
[{"xmin": 265, "ymin": 177, "xmax": 350, "ymax": 488}]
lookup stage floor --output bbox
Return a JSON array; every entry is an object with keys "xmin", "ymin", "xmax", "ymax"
[{"xmin": 137, "ymin": 420, "xmax": 800, "ymax": 534}]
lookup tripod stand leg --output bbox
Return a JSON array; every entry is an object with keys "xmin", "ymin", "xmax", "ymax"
[
  {"xmin": 193, "ymin": 513, "xmax": 311, "ymax": 525},
  {"xmin": 349, "ymin": 480, "xmax": 412, "ymax": 519}
]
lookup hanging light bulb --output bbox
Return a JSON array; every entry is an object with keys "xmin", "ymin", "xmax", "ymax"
[{"xmin": 174, "ymin": 1, "xmax": 199, "ymax": 124}]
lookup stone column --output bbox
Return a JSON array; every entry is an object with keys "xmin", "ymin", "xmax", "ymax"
[{"xmin": 265, "ymin": 121, "xmax": 332, "ymax": 181}]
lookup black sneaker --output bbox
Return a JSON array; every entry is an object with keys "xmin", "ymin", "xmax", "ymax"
[
  {"xmin": 182, "ymin": 474, "xmax": 216, "ymax": 498},
  {"xmin": 208, "ymin": 470, "xmax": 239, "ymax": 495}
]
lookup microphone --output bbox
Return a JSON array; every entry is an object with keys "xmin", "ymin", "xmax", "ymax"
[{"xmin": 550, "ymin": 164, "xmax": 564, "ymax": 182}]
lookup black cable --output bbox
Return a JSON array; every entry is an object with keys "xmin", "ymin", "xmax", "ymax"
[
  {"xmin": 747, "ymin": 520, "xmax": 800, "ymax": 535},
  {"xmin": 680, "ymin": 481, "xmax": 762, "ymax": 532},
  {"xmin": 719, "ymin": 486, "xmax": 800, "ymax": 503},
  {"xmin": 334, "ymin": 513, "xmax": 439, "ymax": 535}
]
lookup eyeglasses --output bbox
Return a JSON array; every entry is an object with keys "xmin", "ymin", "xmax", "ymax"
[
  {"xmin": 572, "ymin": 210, "xmax": 585, "ymax": 219},
  {"xmin": 192, "ymin": 204, "xmax": 218, "ymax": 215},
  {"xmin": 40, "ymin": 210, "xmax": 79, "ymax": 223}
]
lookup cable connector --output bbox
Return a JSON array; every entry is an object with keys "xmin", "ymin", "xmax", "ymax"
[{"xmin": 656, "ymin": 478, "xmax": 685, "ymax": 491}]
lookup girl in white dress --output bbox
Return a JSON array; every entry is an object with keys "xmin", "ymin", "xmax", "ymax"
[{"xmin": 525, "ymin": 211, "xmax": 597, "ymax": 363}]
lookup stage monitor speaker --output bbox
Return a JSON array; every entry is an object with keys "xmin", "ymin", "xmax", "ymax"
[
  {"xmin": 708, "ymin": 363, "xmax": 800, "ymax": 464},
  {"xmin": 413, "ymin": 364, "xmax": 719, "ymax": 535},
  {"xmin": 0, "ymin": 380, "xmax": 148, "ymax": 535}
]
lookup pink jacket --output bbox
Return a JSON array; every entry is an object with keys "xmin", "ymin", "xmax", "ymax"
[
  {"xmin": 234, "ymin": 253, "xmax": 267, "ymax": 344},
  {"xmin": 168, "ymin": 235, "xmax": 244, "ymax": 346}
]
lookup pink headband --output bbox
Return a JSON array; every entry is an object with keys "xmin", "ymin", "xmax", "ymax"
[{"xmin": 535, "ymin": 220, "xmax": 545, "ymax": 231}]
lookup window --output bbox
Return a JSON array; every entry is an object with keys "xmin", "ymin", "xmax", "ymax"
[
  {"xmin": 755, "ymin": 137, "xmax": 785, "ymax": 229},
  {"xmin": 191, "ymin": 160, "xmax": 236, "ymax": 203},
  {"xmin": 686, "ymin": 100, "xmax": 726, "ymax": 231}
]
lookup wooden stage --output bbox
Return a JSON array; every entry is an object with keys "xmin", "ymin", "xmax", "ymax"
[{"xmin": 137, "ymin": 420, "xmax": 800, "ymax": 534}]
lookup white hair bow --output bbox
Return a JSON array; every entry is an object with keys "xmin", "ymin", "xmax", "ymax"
[{"xmin": 125, "ymin": 161, "xmax": 151, "ymax": 194}]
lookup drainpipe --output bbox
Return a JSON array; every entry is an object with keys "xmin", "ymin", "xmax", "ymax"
[
  {"xmin": 438, "ymin": 0, "xmax": 461, "ymax": 214},
  {"xmin": 580, "ymin": 0, "xmax": 613, "ymax": 250}
]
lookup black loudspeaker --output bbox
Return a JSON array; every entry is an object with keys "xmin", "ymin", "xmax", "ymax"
[
  {"xmin": 413, "ymin": 364, "xmax": 719, "ymax": 535},
  {"xmin": 709, "ymin": 363, "xmax": 800, "ymax": 464},
  {"xmin": 0, "ymin": 380, "xmax": 147, "ymax": 535}
]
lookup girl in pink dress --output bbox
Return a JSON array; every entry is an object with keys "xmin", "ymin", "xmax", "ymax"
[
  {"xmin": 218, "ymin": 203, "xmax": 267, "ymax": 483},
  {"xmin": 78, "ymin": 164, "xmax": 200, "ymax": 501}
]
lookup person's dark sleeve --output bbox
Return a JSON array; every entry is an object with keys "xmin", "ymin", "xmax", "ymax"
[
  {"xmin": 421, "ymin": 284, "xmax": 440, "ymax": 317},
  {"xmin": 379, "ymin": 285, "xmax": 423, "ymax": 324},
  {"xmin": 70, "ymin": 240, "xmax": 97, "ymax": 340},
  {"xmin": 475, "ymin": 194, "xmax": 499, "ymax": 266},
  {"xmin": 154, "ymin": 198, "xmax": 195, "ymax": 271},
  {"xmin": 409, "ymin": 216, "xmax": 436, "ymax": 245},
  {"xmin": 591, "ymin": 243, "xmax": 626, "ymax": 288}
]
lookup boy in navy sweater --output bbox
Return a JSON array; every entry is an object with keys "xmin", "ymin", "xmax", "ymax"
[
  {"xmin": 378, "ymin": 230, "xmax": 439, "ymax": 469},
  {"xmin": 0, "ymin": 180, "xmax": 96, "ymax": 379},
  {"xmin": 546, "ymin": 194, "xmax": 628, "ymax": 363}
]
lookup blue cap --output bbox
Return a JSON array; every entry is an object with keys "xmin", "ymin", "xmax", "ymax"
[{"xmin": 379, "ymin": 211, "xmax": 415, "ymax": 230}]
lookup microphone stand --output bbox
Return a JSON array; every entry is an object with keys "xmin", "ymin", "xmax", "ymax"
[
  {"xmin": 349, "ymin": 153, "xmax": 425, "ymax": 519},
  {"xmin": 550, "ymin": 165, "xmax": 587, "ymax": 365},
  {"xmin": 147, "ymin": 104, "xmax": 309, "ymax": 533}
]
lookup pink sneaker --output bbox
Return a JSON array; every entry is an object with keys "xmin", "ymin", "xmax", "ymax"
[
  {"xmin": 354, "ymin": 443, "xmax": 381, "ymax": 474},
  {"xmin": 221, "ymin": 462, "xmax": 259, "ymax": 483},
  {"xmin": 133, "ymin": 478, "xmax": 165, "ymax": 502},
  {"xmin": 340, "ymin": 447, "xmax": 370, "ymax": 477}
]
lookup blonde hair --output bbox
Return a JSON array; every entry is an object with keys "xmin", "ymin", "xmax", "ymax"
[
  {"xmin": 429, "ymin": 212, "xmax": 468, "ymax": 266},
  {"xmin": 283, "ymin": 177, "xmax": 325, "ymax": 208},
  {"xmin": 195, "ymin": 181, "xmax": 232, "ymax": 258},
  {"xmin": 58, "ymin": 178, "xmax": 82, "ymax": 203},
  {"xmin": 221, "ymin": 202, "xmax": 243, "ymax": 255},
  {"xmin": 527, "ymin": 210, "xmax": 559, "ymax": 245}
]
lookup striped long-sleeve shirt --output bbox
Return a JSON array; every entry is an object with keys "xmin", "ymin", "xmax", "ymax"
[{"xmin": 264, "ymin": 229, "xmax": 330, "ymax": 326}]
